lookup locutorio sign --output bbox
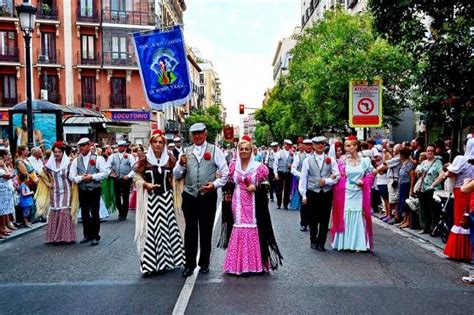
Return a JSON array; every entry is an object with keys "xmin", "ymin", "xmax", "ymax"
[{"xmin": 349, "ymin": 79, "xmax": 383, "ymax": 128}]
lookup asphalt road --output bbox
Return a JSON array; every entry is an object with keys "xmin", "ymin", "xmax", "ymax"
[{"xmin": 1, "ymin": 201, "xmax": 473, "ymax": 314}]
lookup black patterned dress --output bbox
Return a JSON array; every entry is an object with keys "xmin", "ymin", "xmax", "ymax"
[{"xmin": 140, "ymin": 165, "xmax": 185, "ymax": 273}]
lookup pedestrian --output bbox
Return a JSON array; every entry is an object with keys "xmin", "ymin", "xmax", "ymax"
[
  {"xmin": 220, "ymin": 136, "xmax": 283, "ymax": 275},
  {"xmin": 173, "ymin": 123, "xmax": 229, "ymax": 277},
  {"xmin": 291, "ymin": 138, "xmax": 313, "ymax": 231},
  {"xmin": 264, "ymin": 142, "xmax": 279, "ymax": 202},
  {"xmin": 397, "ymin": 147, "xmax": 416, "ymax": 228},
  {"xmin": 172, "ymin": 136, "xmax": 183, "ymax": 160},
  {"xmin": 273, "ymin": 139, "xmax": 294, "ymax": 210},
  {"xmin": 36, "ymin": 141, "xmax": 78, "ymax": 244},
  {"xmin": 69, "ymin": 138, "xmax": 108, "ymax": 246},
  {"xmin": 331, "ymin": 137, "xmax": 375, "ymax": 252},
  {"xmin": 133, "ymin": 130, "xmax": 185, "ymax": 277},
  {"xmin": 0, "ymin": 150, "xmax": 16, "ymax": 238},
  {"xmin": 460, "ymin": 176, "xmax": 474, "ymax": 284},
  {"xmin": 444, "ymin": 137, "xmax": 473, "ymax": 261},
  {"xmin": 109, "ymin": 140, "xmax": 136, "ymax": 221},
  {"xmin": 101, "ymin": 145, "xmax": 116, "ymax": 215},
  {"xmin": 18, "ymin": 173, "xmax": 34, "ymax": 228},
  {"xmin": 299, "ymin": 136, "xmax": 340, "ymax": 251}
]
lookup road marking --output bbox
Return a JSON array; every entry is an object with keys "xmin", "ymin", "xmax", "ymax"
[{"xmin": 172, "ymin": 201, "xmax": 222, "ymax": 315}]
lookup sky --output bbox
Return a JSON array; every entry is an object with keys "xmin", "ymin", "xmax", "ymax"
[{"xmin": 183, "ymin": 0, "xmax": 301, "ymax": 126}]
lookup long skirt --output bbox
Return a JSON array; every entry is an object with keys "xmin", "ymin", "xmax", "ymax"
[
  {"xmin": 140, "ymin": 190, "xmax": 185, "ymax": 273},
  {"xmin": 444, "ymin": 188, "xmax": 472, "ymax": 261},
  {"xmin": 46, "ymin": 209, "xmax": 76, "ymax": 243}
]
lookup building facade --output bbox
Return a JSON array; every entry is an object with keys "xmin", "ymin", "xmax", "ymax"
[
  {"xmin": 301, "ymin": 0, "xmax": 367, "ymax": 30},
  {"xmin": 272, "ymin": 27, "xmax": 300, "ymax": 83}
]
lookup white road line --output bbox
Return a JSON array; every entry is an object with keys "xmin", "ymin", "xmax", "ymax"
[{"xmin": 172, "ymin": 199, "xmax": 222, "ymax": 315}]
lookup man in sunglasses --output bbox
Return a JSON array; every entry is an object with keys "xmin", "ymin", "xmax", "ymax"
[{"xmin": 299, "ymin": 136, "xmax": 340, "ymax": 251}]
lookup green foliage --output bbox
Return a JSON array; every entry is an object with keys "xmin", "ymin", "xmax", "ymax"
[
  {"xmin": 184, "ymin": 105, "xmax": 224, "ymax": 143},
  {"xmin": 258, "ymin": 9, "xmax": 414, "ymax": 141},
  {"xmin": 368, "ymin": 0, "xmax": 474, "ymax": 129}
]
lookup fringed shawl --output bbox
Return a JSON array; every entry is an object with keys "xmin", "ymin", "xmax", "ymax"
[
  {"xmin": 133, "ymin": 172, "xmax": 149, "ymax": 256},
  {"xmin": 331, "ymin": 157, "xmax": 375, "ymax": 250}
]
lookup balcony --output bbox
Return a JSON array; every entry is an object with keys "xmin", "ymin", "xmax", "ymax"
[
  {"xmin": 76, "ymin": 6, "xmax": 100, "ymax": 23},
  {"xmin": 102, "ymin": 9, "xmax": 155, "ymax": 26},
  {"xmin": 1, "ymin": 94, "xmax": 19, "ymax": 107},
  {"xmin": 39, "ymin": 91, "xmax": 61, "ymax": 104},
  {"xmin": 0, "ymin": 47, "xmax": 19, "ymax": 62},
  {"xmin": 0, "ymin": 3, "xmax": 15, "ymax": 18},
  {"xmin": 102, "ymin": 51, "xmax": 137, "ymax": 67},
  {"xmin": 109, "ymin": 94, "xmax": 130, "ymax": 109},
  {"xmin": 165, "ymin": 120, "xmax": 179, "ymax": 133},
  {"xmin": 79, "ymin": 94, "xmax": 101, "ymax": 110},
  {"xmin": 77, "ymin": 51, "xmax": 101, "ymax": 66},
  {"xmin": 37, "ymin": 3, "xmax": 59, "ymax": 20},
  {"xmin": 36, "ymin": 49, "xmax": 61, "ymax": 65}
]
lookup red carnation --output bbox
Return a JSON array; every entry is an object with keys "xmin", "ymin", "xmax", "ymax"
[
  {"xmin": 124, "ymin": 154, "xmax": 128, "ymax": 159},
  {"xmin": 325, "ymin": 157, "xmax": 332, "ymax": 164},
  {"xmin": 203, "ymin": 152, "xmax": 211, "ymax": 160},
  {"xmin": 89, "ymin": 159, "xmax": 96, "ymax": 166},
  {"xmin": 243, "ymin": 177, "xmax": 250, "ymax": 187}
]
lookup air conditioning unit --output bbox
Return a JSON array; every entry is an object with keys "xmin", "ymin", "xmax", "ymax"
[
  {"xmin": 40, "ymin": 89, "xmax": 48, "ymax": 100},
  {"xmin": 38, "ymin": 55, "xmax": 49, "ymax": 63}
]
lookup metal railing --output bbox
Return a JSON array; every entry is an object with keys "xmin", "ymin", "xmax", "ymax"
[
  {"xmin": 109, "ymin": 94, "xmax": 130, "ymax": 109},
  {"xmin": 102, "ymin": 51, "xmax": 137, "ymax": 67},
  {"xmin": 39, "ymin": 91, "xmax": 61, "ymax": 104},
  {"xmin": 1, "ymin": 94, "xmax": 19, "ymax": 107},
  {"xmin": 79, "ymin": 94, "xmax": 101, "ymax": 109},
  {"xmin": 37, "ymin": 3, "xmax": 59, "ymax": 20},
  {"xmin": 36, "ymin": 49, "xmax": 61, "ymax": 64},
  {"xmin": 102, "ymin": 9, "xmax": 155, "ymax": 26},
  {"xmin": 0, "ymin": 47, "xmax": 19, "ymax": 62},
  {"xmin": 76, "ymin": 6, "xmax": 100, "ymax": 23},
  {"xmin": 77, "ymin": 51, "xmax": 101, "ymax": 65}
]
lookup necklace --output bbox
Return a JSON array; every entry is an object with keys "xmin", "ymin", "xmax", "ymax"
[{"xmin": 346, "ymin": 154, "xmax": 361, "ymax": 167}]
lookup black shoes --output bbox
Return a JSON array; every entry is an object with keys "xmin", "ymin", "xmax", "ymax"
[
  {"xmin": 182, "ymin": 267, "xmax": 194, "ymax": 277},
  {"xmin": 277, "ymin": 206, "xmax": 281, "ymax": 209},
  {"xmin": 91, "ymin": 239, "xmax": 99, "ymax": 246},
  {"xmin": 79, "ymin": 237, "xmax": 91, "ymax": 244},
  {"xmin": 310, "ymin": 243, "xmax": 318, "ymax": 250},
  {"xmin": 199, "ymin": 266, "xmax": 210, "ymax": 274},
  {"xmin": 118, "ymin": 216, "xmax": 127, "ymax": 221},
  {"xmin": 300, "ymin": 226, "xmax": 308, "ymax": 232},
  {"xmin": 317, "ymin": 245, "xmax": 326, "ymax": 252},
  {"xmin": 284, "ymin": 207, "xmax": 289, "ymax": 210}
]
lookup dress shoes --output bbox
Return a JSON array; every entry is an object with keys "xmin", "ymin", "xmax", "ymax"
[
  {"xmin": 182, "ymin": 267, "xmax": 194, "ymax": 277},
  {"xmin": 317, "ymin": 245, "xmax": 326, "ymax": 252},
  {"xmin": 91, "ymin": 239, "xmax": 99, "ymax": 246},
  {"xmin": 310, "ymin": 243, "xmax": 318, "ymax": 250},
  {"xmin": 418, "ymin": 229, "xmax": 429, "ymax": 234},
  {"xmin": 300, "ymin": 226, "xmax": 308, "ymax": 232},
  {"xmin": 79, "ymin": 237, "xmax": 91, "ymax": 244},
  {"xmin": 199, "ymin": 266, "xmax": 210, "ymax": 274},
  {"xmin": 277, "ymin": 206, "xmax": 281, "ymax": 209},
  {"xmin": 283, "ymin": 207, "xmax": 288, "ymax": 210}
]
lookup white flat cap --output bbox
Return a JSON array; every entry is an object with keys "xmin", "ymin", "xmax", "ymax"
[
  {"xmin": 189, "ymin": 123, "xmax": 206, "ymax": 133},
  {"xmin": 270, "ymin": 142, "xmax": 279, "ymax": 147},
  {"xmin": 284, "ymin": 139, "xmax": 293, "ymax": 145},
  {"xmin": 173, "ymin": 136, "xmax": 182, "ymax": 142},
  {"xmin": 168, "ymin": 143, "xmax": 176, "ymax": 147},
  {"xmin": 117, "ymin": 140, "xmax": 128, "ymax": 146},
  {"xmin": 77, "ymin": 137, "xmax": 90, "ymax": 146},
  {"xmin": 312, "ymin": 136, "xmax": 327, "ymax": 143},
  {"xmin": 302, "ymin": 139, "xmax": 312, "ymax": 144}
]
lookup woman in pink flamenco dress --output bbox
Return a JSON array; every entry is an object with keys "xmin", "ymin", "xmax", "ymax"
[{"xmin": 221, "ymin": 137, "xmax": 283, "ymax": 275}]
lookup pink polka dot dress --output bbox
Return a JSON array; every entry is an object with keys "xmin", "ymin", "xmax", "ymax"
[{"xmin": 223, "ymin": 161, "xmax": 269, "ymax": 275}]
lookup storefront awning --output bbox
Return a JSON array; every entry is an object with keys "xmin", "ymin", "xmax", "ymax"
[
  {"xmin": 63, "ymin": 126, "xmax": 90, "ymax": 134},
  {"xmin": 106, "ymin": 125, "xmax": 132, "ymax": 133}
]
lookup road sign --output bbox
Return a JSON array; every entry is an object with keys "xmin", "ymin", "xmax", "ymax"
[{"xmin": 349, "ymin": 79, "xmax": 382, "ymax": 128}]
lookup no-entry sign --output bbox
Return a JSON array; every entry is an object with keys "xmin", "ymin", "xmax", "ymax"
[{"xmin": 349, "ymin": 79, "xmax": 382, "ymax": 128}]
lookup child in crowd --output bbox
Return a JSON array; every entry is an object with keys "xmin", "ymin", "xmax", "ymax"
[{"xmin": 18, "ymin": 174, "xmax": 34, "ymax": 228}]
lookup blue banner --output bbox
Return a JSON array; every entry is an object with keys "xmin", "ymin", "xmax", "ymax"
[{"xmin": 132, "ymin": 26, "xmax": 192, "ymax": 111}]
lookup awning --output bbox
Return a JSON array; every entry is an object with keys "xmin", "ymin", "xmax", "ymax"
[
  {"xmin": 106, "ymin": 125, "xmax": 132, "ymax": 133},
  {"xmin": 64, "ymin": 125, "xmax": 90, "ymax": 134}
]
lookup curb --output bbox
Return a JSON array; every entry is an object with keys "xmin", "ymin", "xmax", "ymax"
[{"xmin": 0, "ymin": 222, "xmax": 47, "ymax": 245}]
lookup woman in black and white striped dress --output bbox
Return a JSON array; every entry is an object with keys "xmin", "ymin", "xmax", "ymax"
[{"xmin": 133, "ymin": 130, "xmax": 185, "ymax": 277}]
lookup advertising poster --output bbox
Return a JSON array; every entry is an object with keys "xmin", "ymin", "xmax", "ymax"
[{"xmin": 12, "ymin": 112, "xmax": 57, "ymax": 151}]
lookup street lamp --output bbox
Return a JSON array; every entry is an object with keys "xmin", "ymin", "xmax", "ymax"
[{"xmin": 16, "ymin": 0, "xmax": 37, "ymax": 149}]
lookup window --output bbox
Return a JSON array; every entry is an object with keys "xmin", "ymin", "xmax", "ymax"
[
  {"xmin": 111, "ymin": 0, "xmax": 127, "ymax": 11},
  {"xmin": 81, "ymin": 76, "xmax": 96, "ymax": 105},
  {"xmin": 111, "ymin": 35, "xmax": 127, "ymax": 60},
  {"xmin": 81, "ymin": 35, "xmax": 95, "ymax": 61},
  {"xmin": 40, "ymin": 73, "xmax": 59, "ymax": 103},
  {"xmin": 110, "ymin": 77, "xmax": 126, "ymax": 108},
  {"xmin": 1, "ymin": 75, "xmax": 16, "ymax": 107},
  {"xmin": 41, "ymin": 32, "xmax": 56, "ymax": 63},
  {"xmin": 80, "ymin": 0, "xmax": 93, "ymax": 17},
  {"xmin": 0, "ymin": 31, "xmax": 16, "ymax": 59}
]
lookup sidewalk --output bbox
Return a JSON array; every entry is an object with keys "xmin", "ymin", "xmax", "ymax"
[
  {"xmin": 373, "ymin": 212, "xmax": 446, "ymax": 250},
  {"xmin": 0, "ymin": 221, "xmax": 47, "ymax": 245}
]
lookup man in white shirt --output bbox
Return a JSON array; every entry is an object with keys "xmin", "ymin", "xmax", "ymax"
[
  {"xmin": 299, "ymin": 136, "xmax": 340, "ymax": 251},
  {"xmin": 109, "ymin": 140, "xmax": 136, "ymax": 221},
  {"xmin": 69, "ymin": 138, "xmax": 108, "ymax": 246},
  {"xmin": 291, "ymin": 139, "xmax": 313, "ymax": 231},
  {"xmin": 265, "ymin": 142, "xmax": 279, "ymax": 202},
  {"xmin": 173, "ymin": 123, "xmax": 229, "ymax": 277},
  {"xmin": 273, "ymin": 139, "xmax": 294, "ymax": 209},
  {"xmin": 27, "ymin": 147, "xmax": 44, "ymax": 174},
  {"xmin": 172, "ymin": 136, "xmax": 183, "ymax": 159}
]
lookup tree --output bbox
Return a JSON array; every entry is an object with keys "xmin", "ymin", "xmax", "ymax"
[
  {"xmin": 257, "ymin": 8, "xmax": 415, "ymax": 141},
  {"xmin": 184, "ymin": 105, "xmax": 224, "ymax": 143},
  {"xmin": 369, "ymin": 0, "xmax": 474, "ymax": 154}
]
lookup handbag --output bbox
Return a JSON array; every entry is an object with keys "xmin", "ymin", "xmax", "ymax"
[
  {"xmin": 414, "ymin": 161, "xmax": 436, "ymax": 194},
  {"xmin": 405, "ymin": 196, "xmax": 420, "ymax": 212},
  {"xmin": 460, "ymin": 212, "xmax": 471, "ymax": 229}
]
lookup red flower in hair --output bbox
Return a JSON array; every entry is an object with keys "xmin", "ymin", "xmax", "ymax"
[
  {"xmin": 346, "ymin": 135, "xmax": 357, "ymax": 141},
  {"xmin": 152, "ymin": 129, "xmax": 164, "ymax": 136},
  {"xmin": 325, "ymin": 157, "xmax": 332, "ymax": 164},
  {"xmin": 335, "ymin": 141, "xmax": 341, "ymax": 148},
  {"xmin": 53, "ymin": 141, "xmax": 64, "ymax": 149},
  {"xmin": 203, "ymin": 152, "xmax": 212, "ymax": 160},
  {"xmin": 242, "ymin": 135, "xmax": 252, "ymax": 142},
  {"xmin": 124, "ymin": 154, "xmax": 128, "ymax": 159}
]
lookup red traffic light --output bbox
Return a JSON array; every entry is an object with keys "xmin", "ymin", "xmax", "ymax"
[{"xmin": 239, "ymin": 104, "xmax": 244, "ymax": 114}]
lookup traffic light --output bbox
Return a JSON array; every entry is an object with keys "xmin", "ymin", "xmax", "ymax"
[{"xmin": 239, "ymin": 104, "xmax": 244, "ymax": 114}]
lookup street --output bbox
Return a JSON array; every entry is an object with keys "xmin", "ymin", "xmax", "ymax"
[{"xmin": 1, "ymin": 202, "xmax": 473, "ymax": 314}]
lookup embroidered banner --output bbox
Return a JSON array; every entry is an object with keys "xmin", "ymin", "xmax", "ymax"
[{"xmin": 132, "ymin": 26, "xmax": 192, "ymax": 111}]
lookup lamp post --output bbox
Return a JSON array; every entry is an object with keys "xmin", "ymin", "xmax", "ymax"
[{"xmin": 16, "ymin": 0, "xmax": 37, "ymax": 149}]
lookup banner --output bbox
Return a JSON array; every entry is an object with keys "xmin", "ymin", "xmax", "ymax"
[{"xmin": 132, "ymin": 26, "xmax": 192, "ymax": 111}]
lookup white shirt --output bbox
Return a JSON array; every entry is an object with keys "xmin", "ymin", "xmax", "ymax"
[
  {"xmin": 298, "ymin": 153, "xmax": 340, "ymax": 200},
  {"xmin": 69, "ymin": 152, "xmax": 108, "ymax": 184},
  {"xmin": 273, "ymin": 149, "xmax": 291, "ymax": 175},
  {"xmin": 108, "ymin": 152, "xmax": 136, "ymax": 178},
  {"xmin": 173, "ymin": 141, "xmax": 229, "ymax": 189},
  {"xmin": 291, "ymin": 151, "xmax": 311, "ymax": 178},
  {"xmin": 27, "ymin": 156, "xmax": 44, "ymax": 174}
]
